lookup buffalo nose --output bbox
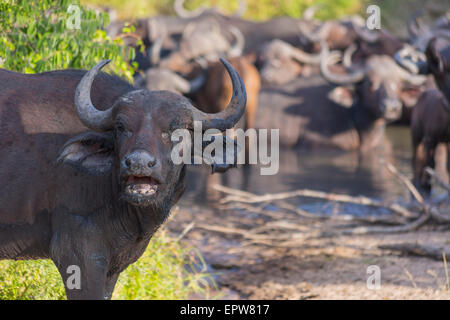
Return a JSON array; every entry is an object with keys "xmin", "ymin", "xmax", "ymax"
[{"xmin": 123, "ymin": 151, "xmax": 157, "ymax": 171}]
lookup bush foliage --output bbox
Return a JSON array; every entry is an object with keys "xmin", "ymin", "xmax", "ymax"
[{"xmin": 0, "ymin": 0, "xmax": 136, "ymax": 80}]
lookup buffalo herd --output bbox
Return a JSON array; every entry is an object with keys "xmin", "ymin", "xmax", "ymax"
[{"xmin": 0, "ymin": 1, "xmax": 449, "ymax": 299}]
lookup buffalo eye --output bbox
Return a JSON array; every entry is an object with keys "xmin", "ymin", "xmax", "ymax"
[{"xmin": 115, "ymin": 122, "xmax": 132, "ymax": 138}]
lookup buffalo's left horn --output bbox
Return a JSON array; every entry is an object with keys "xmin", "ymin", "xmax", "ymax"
[
  {"xmin": 188, "ymin": 58, "xmax": 246, "ymax": 131},
  {"xmin": 75, "ymin": 60, "xmax": 116, "ymax": 131}
]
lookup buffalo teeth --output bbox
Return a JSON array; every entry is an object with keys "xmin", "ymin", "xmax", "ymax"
[{"xmin": 126, "ymin": 184, "xmax": 157, "ymax": 195}]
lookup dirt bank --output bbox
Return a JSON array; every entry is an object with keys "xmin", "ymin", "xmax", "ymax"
[{"xmin": 167, "ymin": 201, "xmax": 450, "ymax": 300}]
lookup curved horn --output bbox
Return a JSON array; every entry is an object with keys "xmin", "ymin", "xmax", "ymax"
[
  {"xmin": 187, "ymin": 58, "xmax": 246, "ymax": 131},
  {"xmin": 228, "ymin": 26, "xmax": 245, "ymax": 57},
  {"xmin": 394, "ymin": 45, "xmax": 427, "ymax": 74},
  {"xmin": 303, "ymin": 4, "xmax": 322, "ymax": 20},
  {"xmin": 150, "ymin": 36, "xmax": 163, "ymax": 66},
  {"xmin": 233, "ymin": 0, "xmax": 247, "ymax": 17},
  {"xmin": 290, "ymin": 40, "xmax": 326, "ymax": 65},
  {"xmin": 354, "ymin": 26, "xmax": 379, "ymax": 43},
  {"xmin": 396, "ymin": 63, "xmax": 428, "ymax": 86},
  {"xmin": 348, "ymin": 16, "xmax": 379, "ymax": 43},
  {"xmin": 174, "ymin": 0, "xmax": 205, "ymax": 18},
  {"xmin": 298, "ymin": 20, "xmax": 333, "ymax": 44},
  {"xmin": 343, "ymin": 43, "xmax": 357, "ymax": 68},
  {"xmin": 75, "ymin": 60, "xmax": 116, "ymax": 131},
  {"xmin": 320, "ymin": 51, "xmax": 365, "ymax": 85}
]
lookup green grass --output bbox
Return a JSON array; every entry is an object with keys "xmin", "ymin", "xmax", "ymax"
[{"xmin": 0, "ymin": 230, "xmax": 214, "ymax": 300}]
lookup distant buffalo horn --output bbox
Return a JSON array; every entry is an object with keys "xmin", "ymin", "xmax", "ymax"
[
  {"xmin": 349, "ymin": 16, "xmax": 379, "ymax": 43},
  {"xmin": 320, "ymin": 50, "xmax": 365, "ymax": 84},
  {"xmin": 394, "ymin": 45, "xmax": 427, "ymax": 74},
  {"xmin": 228, "ymin": 26, "xmax": 245, "ymax": 57},
  {"xmin": 75, "ymin": 60, "xmax": 117, "ymax": 131},
  {"xmin": 174, "ymin": 0, "xmax": 246, "ymax": 18},
  {"xmin": 174, "ymin": 0, "xmax": 205, "ymax": 18},
  {"xmin": 234, "ymin": 0, "xmax": 247, "ymax": 17},
  {"xmin": 395, "ymin": 33, "xmax": 450, "ymax": 76},
  {"xmin": 303, "ymin": 4, "xmax": 322, "ymax": 20}
]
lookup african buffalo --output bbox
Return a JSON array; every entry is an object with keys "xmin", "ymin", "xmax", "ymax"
[
  {"xmin": 255, "ymin": 49, "xmax": 425, "ymax": 151},
  {"xmin": 159, "ymin": 19, "xmax": 245, "ymax": 71},
  {"xmin": 411, "ymin": 89, "xmax": 450, "ymax": 192},
  {"xmin": 0, "ymin": 59, "xmax": 246, "ymax": 299},
  {"xmin": 395, "ymin": 35, "xmax": 450, "ymax": 193},
  {"xmin": 320, "ymin": 51, "xmax": 427, "ymax": 150}
]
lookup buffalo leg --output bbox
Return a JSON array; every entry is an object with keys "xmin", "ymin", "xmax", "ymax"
[
  {"xmin": 104, "ymin": 273, "xmax": 120, "ymax": 300},
  {"xmin": 50, "ymin": 231, "xmax": 109, "ymax": 300},
  {"xmin": 412, "ymin": 142, "xmax": 428, "ymax": 193},
  {"xmin": 421, "ymin": 139, "xmax": 438, "ymax": 193}
]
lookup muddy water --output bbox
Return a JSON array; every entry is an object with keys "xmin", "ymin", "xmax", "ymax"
[{"xmin": 180, "ymin": 125, "xmax": 416, "ymax": 212}]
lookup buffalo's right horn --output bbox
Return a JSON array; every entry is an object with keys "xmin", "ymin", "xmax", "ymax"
[
  {"xmin": 150, "ymin": 36, "xmax": 164, "ymax": 66},
  {"xmin": 343, "ymin": 43, "xmax": 357, "ymax": 68}
]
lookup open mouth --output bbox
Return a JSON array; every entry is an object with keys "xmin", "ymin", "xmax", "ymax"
[{"xmin": 124, "ymin": 176, "xmax": 159, "ymax": 197}]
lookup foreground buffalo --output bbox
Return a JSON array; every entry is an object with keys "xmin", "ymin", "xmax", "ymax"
[{"xmin": 0, "ymin": 59, "xmax": 246, "ymax": 299}]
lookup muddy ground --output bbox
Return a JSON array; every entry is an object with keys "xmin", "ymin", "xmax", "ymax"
[{"xmin": 166, "ymin": 199, "xmax": 450, "ymax": 300}]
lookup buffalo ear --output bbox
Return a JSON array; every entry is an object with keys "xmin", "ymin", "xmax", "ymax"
[
  {"xmin": 327, "ymin": 86, "xmax": 355, "ymax": 108},
  {"xmin": 57, "ymin": 131, "xmax": 114, "ymax": 176}
]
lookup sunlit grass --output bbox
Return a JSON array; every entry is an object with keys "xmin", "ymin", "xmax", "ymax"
[{"xmin": 0, "ymin": 230, "xmax": 213, "ymax": 300}]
